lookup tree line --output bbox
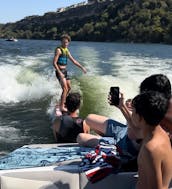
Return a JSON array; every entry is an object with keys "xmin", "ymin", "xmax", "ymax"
[{"xmin": 0, "ymin": 0, "xmax": 172, "ymax": 44}]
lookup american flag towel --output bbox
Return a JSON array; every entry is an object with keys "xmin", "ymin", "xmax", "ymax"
[{"xmin": 80, "ymin": 140, "xmax": 122, "ymax": 183}]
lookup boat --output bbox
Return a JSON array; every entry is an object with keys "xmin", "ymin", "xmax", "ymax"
[
  {"xmin": 0, "ymin": 143, "xmax": 171, "ymax": 189},
  {"xmin": 5, "ymin": 38, "xmax": 18, "ymax": 42}
]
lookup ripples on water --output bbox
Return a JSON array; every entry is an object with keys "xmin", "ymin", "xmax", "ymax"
[{"xmin": 0, "ymin": 39, "xmax": 172, "ymax": 154}]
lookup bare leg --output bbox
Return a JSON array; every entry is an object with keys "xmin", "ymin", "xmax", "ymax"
[
  {"xmin": 52, "ymin": 117, "xmax": 61, "ymax": 142},
  {"xmin": 85, "ymin": 114, "xmax": 109, "ymax": 136},
  {"xmin": 60, "ymin": 78, "xmax": 69, "ymax": 112},
  {"xmin": 83, "ymin": 120, "xmax": 90, "ymax": 133},
  {"xmin": 77, "ymin": 133, "xmax": 100, "ymax": 147},
  {"xmin": 66, "ymin": 79, "xmax": 71, "ymax": 94}
]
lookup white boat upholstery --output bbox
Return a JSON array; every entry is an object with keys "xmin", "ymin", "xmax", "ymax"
[
  {"xmin": 1, "ymin": 176, "xmax": 57, "ymax": 189},
  {"xmin": 0, "ymin": 165, "xmax": 80, "ymax": 189},
  {"xmin": 0, "ymin": 144, "xmax": 171, "ymax": 189}
]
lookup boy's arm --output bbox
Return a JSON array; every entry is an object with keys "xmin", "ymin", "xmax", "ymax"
[
  {"xmin": 52, "ymin": 118, "xmax": 61, "ymax": 142},
  {"xmin": 68, "ymin": 52, "xmax": 87, "ymax": 73},
  {"xmin": 115, "ymin": 93, "xmax": 141, "ymax": 139}
]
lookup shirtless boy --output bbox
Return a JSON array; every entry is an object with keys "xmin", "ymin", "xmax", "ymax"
[{"xmin": 131, "ymin": 91, "xmax": 172, "ymax": 189}]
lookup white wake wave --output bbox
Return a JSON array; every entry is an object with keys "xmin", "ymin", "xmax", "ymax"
[{"xmin": 0, "ymin": 64, "xmax": 57, "ymax": 103}]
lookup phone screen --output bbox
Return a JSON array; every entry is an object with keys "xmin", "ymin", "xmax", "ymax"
[{"xmin": 110, "ymin": 87, "xmax": 119, "ymax": 106}]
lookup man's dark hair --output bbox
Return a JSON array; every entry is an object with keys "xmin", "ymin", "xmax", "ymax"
[
  {"xmin": 65, "ymin": 92, "xmax": 81, "ymax": 113},
  {"xmin": 132, "ymin": 91, "xmax": 169, "ymax": 126},
  {"xmin": 140, "ymin": 74, "xmax": 171, "ymax": 100}
]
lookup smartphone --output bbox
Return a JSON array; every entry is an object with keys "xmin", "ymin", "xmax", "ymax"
[{"xmin": 110, "ymin": 87, "xmax": 120, "ymax": 106}]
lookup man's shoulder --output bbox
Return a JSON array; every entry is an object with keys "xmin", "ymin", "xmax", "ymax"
[
  {"xmin": 62, "ymin": 115, "xmax": 83, "ymax": 122},
  {"xmin": 61, "ymin": 115, "xmax": 73, "ymax": 128},
  {"xmin": 62, "ymin": 114, "xmax": 72, "ymax": 120}
]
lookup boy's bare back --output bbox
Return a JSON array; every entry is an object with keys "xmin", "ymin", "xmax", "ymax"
[{"xmin": 137, "ymin": 126, "xmax": 172, "ymax": 189}]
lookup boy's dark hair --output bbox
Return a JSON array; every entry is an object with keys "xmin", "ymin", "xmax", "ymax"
[
  {"xmin": 132, "ymin": 91, "xmax": 169, "ymax": 126},
  {"xmin": 65, "ymin": 92, "xmax": 81, "ymax": 113},
  {"xmin": 140, "ymin": 74, "xmax": 171, "ymax": 100},
  {"xmin": 60, "ymin": 34, "xmax": 71, "ymax": 42}
]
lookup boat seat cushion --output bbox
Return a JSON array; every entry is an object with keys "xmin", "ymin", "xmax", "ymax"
[
  {"xmin": 0, "ymin": 168, "xmax": 79, "ymax": 189},
  {"xmin": 1, "ymin": 176, "xmax": 57, "ymax": 189}
]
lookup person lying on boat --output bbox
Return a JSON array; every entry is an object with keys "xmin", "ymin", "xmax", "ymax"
[
  {"xmin": 53, "ymin": 92, "xmax": 90, "ymax": 143},
  {"xmin": 77, "ymin": 74, "xmax": 172, "ymax": 170}
]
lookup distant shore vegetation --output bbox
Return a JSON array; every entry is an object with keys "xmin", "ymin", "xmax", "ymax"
[{"xmin": 0, "ymin": 0, "xmax": 172, "ymax": 44}]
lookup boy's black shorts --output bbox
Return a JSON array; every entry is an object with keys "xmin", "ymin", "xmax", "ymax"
[{"xmin": 55, "ymin": 69, "xmax": 70, "ymax": 81}]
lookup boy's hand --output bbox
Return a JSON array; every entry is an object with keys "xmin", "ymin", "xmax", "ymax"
[
  {"xmin": 82, "ymin": 67, "xmax": 87, "ymax": 74},
  {"xmin": 60, "ymin": 72, "xmax": 65, "ymax": 79},
  {"xmin": 108, "ymin": 92, "xmax": 113, "ymax": 105},
  {"xmin": 125, "ymin": 99, "xmax": 133, "ymax": 111},
  {"xmin": 108, "ymin": 92, "xmax": 125, "ymax": 110}
]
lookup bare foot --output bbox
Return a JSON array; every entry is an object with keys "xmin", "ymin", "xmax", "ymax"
[{"xmin": 55, "ymin": 106, "xmax": 62, "ymax": 117}]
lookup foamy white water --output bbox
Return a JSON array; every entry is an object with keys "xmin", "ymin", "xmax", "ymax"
[{"xmin": 0, "ymin": 64, "xmax": 58, "ymax": 103}]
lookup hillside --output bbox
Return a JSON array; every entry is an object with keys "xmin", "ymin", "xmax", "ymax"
[{"xmin": 0, "ymin": 0, "xmax": 172, "ymax": 43}]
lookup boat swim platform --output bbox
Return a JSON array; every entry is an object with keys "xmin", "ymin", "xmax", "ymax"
[{"xmin": 0, "ymin": 143, "xmax": 171, "ymax": 189}]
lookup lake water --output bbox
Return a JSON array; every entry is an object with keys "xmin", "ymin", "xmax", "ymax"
[{"xmin": 0, "ymin": 39, "xmax": 172, "ymax": 155}]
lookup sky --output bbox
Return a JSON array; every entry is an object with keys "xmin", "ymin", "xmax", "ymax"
[{"xmin": 0, "ymin": 0, "xmax": 84, "ymax": 24}]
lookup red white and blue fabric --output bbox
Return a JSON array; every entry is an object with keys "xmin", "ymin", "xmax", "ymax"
[{"xmin": 80, "ymin": 141, "xmax": 122, "ymax": 183}]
